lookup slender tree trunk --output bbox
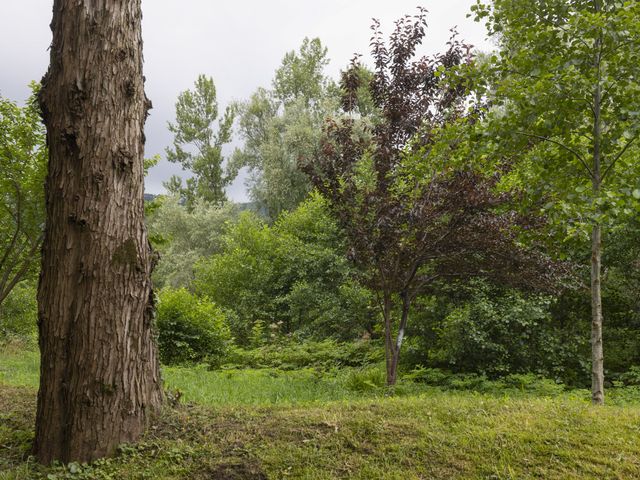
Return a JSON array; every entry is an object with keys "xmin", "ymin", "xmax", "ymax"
[
  {"xmin": 387, "ymin": 351, "xmax": 399, "ymax": 386},
  {"xmin": 590, "ymin": 4, "xmax": 604, "ymax": 405},
  {"xmin": 590, "ymin": 222, "xmax": 604, "ymax": 405},
  {"xmin": 34, "ymin": 0, "xmax": 163, "ymax": 464},
  {"xmin": 384, "ymin": 292, "xmax": 411, "ymax": 387},
  {"xmin": 382, "ymin": 292, "xmax": 397, "ymax": 386}
]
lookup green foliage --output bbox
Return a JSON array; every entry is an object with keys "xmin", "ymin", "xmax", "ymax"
[
  {"xmin": 472, "ymin": 3, "xmax": 640, "ymax": 401},
  {"xmin": 0, "ymin": 281, "xmax": 37, "ymax": 340},
  {"xmin": 223, "ymin": 339, "xmax": 383, "ymax": 371},
  {"xmin": 0, "ymin": 84, "xmax": 46, "ymax": 309},
  {"xmin": 272, "ymin": 37, "xmax": 331, "ymax": 106},
  {"xmin": 156, "ymin": 288, "xmax": 230, "ymax": 365},
  {"xmin": 434, "ymin": 286, "xmax": 581, "ymax": 379},
  {"xmin": 619, "ymin": 367, "xmax": 640, "ymax": 387},
  {"xmin": 230, "ymin": 38, "xmax": 340, "ymax": 218},
  {"xmin": 248, "ymin": 319, "xmax": 267, "ymax": 348},
  {"xmin": 600, "ymin": 216, "xmax": 640, "ymax": 372},
  {"xmin": 343, "ymin": 364, "xmax": 387, "ymax": 392},
  {"xmin": 500, "ymin": 374, "xmax": 566, "ymax": 396},
  {"xmin": 606, "ymin": 385, "xmax": 640, "ymax": 406},
  {"xmin": 194, "ymin": 193, "xmax": 374, "ymax": 343},
  {"xmin": 193, "ymin": 212, "xmax": 279, "ymax": 339},
  {"xmin": 403, "ymin": 282, "xmax": 586, "ymax": 384},
  {"xmin": 145, "ymin": 195, "xmax": 240, "ymax": 288},
  {"xmin": 143, "ymin": 154, "xmax": 160, "ymax": 176},
  {"xmin": 472, "ymin": 0, "xmax": 640, "ymax": 244},
  {"xmin": 165, "ymin": 75, "xmax": 236, "ymax": 207},
  {"xmin": 406, "ymin": 367, "xmax": 565, "ymax": 396}
]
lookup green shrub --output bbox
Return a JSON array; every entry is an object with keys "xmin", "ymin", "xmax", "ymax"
[
  {"xmin": 619, "ymin": 366, "xmax": 640, "ymax": 386},
  {"xmin": 156, "ymin": 288, "xmax": 230, "ymax": 365},
  {"xmin": 407, "ymin": 281, "xmax": 586, "ymax": 384},
  {"xmin": 501, "ymin": 373, "xmax": 565, "ymax": 396},
  {"xmin": 0, "ymin": 281, "xmax": 38, "ymax": 341},
  {"xmin": 404, "ymin": 367, "xmax": 565, "ymax": 396},
  {"xmin": 344, "ymin": 364, "xmax": 387, "ymax": 392},
  {"xmin": 445, "ymin": 373, "xmax": 494, "ymax": 391},
  {"xmin": 222, "ymin": 339, "xmax": 383, "ymax": 371},
  {"xmin": 403, "ymin": 367, "xmax": 492, "ymax": 391},
  {"xmin": 194, "ymin": 197, "xmax": 376, "ymax": 344},
  {"xmin": 607, "ymin": 386, "xmax": 640, "ymax": 405},
  {"xmin": 403, "ymin": 366, "xmax": 450, "ymax": 386}
]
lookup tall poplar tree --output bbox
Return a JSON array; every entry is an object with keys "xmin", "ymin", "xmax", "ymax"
[
  {"xmin": 166, "ymin": 75, "xmax": 235, "ymax": 208},
  {"xmin": 35, "ymin": 0, "xmax": 163, "ymax": 463},
  {"xmin": 473, "ymin": 0, "xmax": 640, "ymax": 404}
]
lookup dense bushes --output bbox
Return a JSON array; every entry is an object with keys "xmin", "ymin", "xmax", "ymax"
[
  {"xmin": 405, "ymin": 367, "xmax": 565, "ymax": 396},
  {"xmin": 400, "ymin": 281, "xmax": 588, "ymax": 385},
  {"xmin": 194, "ymin": 194, "xmax": 375, "ymax": 343},
  {"xmin": 156, "ymin": 288, "xmax": 230, "ymax": 365},
  {"xmin": 223, "ymin": 338, "xmax": 383, "ymax": 370},
  {"xmin": 143, "ymin": 192, "xmax": 637, "ymax": 389}
]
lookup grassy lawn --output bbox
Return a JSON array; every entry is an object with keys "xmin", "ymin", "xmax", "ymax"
[{"xmin": 1, "ymin": 346, "xmax": 640, "ymax": 479}]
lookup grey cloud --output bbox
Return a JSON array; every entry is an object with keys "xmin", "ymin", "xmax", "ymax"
[{"xmin": 1, "ymin": 0, "xmax": 491, "ymax": 202}]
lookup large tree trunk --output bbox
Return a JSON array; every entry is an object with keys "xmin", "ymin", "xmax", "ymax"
[{"xmin": 34, "ymin": 0, "xmax": 163, "ymax": 464}]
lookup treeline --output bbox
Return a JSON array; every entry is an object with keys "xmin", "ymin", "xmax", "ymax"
[{"xmin": 144, "ymin": 191, "xmax": 640, "ymax": 388}]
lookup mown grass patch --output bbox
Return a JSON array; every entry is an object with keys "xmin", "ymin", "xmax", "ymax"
[
  {"xmin": 2, "ymin": 346, "xmax": 640, "ymax": 479},
  {"xmin": 0, "ymin": 346, "xmax": 38, "ymax": 388},
  {"xmin": 163, "ymin": 365, "xmax": 355, "ymax": 405},
  {"xmin": 1, "ymin": 385, "xmax": 640, "ymax": 479}
]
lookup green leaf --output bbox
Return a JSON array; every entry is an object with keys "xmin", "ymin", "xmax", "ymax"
[{"xmin": 633, "ymin": 189, "xmax": 640, "ymax": 200}]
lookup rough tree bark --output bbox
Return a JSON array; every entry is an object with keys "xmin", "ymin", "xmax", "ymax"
[{"xmin": 34, "ymin": 0, "xmax": 163, "ymax": 464}]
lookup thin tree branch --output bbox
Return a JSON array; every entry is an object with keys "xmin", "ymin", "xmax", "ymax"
[
  {"xmin": 601, "ymin": 132, "xmax": 639, "ymax": 182},
  {"xmin": 0, "ymin": 232, "xmax": 42, "ymax": 305},
  {"xmin": 0, "ymin": 236, "xmax": 32, "ymax": 291},
  {"xmin": 0, "ymin": 181, "xmax": 23, "ymax": 273},
  {"xmin": 515, "ymin": 131, "xmax": 594, "ymax": 179}
]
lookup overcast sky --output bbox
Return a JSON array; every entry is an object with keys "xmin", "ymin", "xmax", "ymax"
[{"xmin": 0, "ymin": 0, "xmax": 491, "ymax": 202}]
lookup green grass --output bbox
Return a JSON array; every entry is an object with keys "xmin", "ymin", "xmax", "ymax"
[
  {"xmin": 0, "ymin": 346, "xmax": 405, "ymax": 406},
  {"xmin": 164, "ymin": 365, "xmax": 357, "ymax": 405},
  {"xmin": 2, "ymin": 346, "xmax": 640, "ymax": 479},
  {"xmin": 0, "ymin": 345, "xmax": 39, "ymax": 388}
]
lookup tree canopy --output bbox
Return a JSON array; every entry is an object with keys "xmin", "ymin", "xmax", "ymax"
[
  {"xmin": 303, "ymin": 9, "xmax": 565, "ymax": 385},
  {"xmin": 230, "ymin": 38, "xmax": 340, "ymax": 219}
]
